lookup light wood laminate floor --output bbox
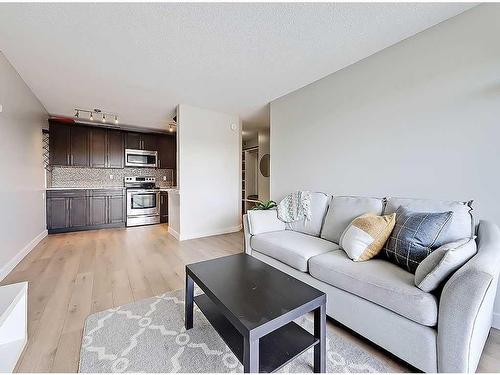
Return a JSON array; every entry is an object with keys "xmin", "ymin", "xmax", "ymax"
[{"xmin": 2, "ymin": 224, "xmax": 499, "ymax": 373}]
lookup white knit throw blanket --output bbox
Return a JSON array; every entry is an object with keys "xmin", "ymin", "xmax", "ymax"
[{"xmin": 277, "ymin": 191, "xmax": 312, "ymax": 223}]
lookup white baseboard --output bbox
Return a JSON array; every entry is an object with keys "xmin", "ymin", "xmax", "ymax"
[
  {"xmin": 493, "ymin": 312, "xmax": 500, "ymax": 330},
  {"xmin": 0, "ymin": 230, "xmax": 48, "ymax": 282},
  {"xmin": 177, "ymin": 224, "xmax": 242, "ymax": 241},
  {"xmin": 168, "ymin": 227, "xmax": 180, "ymax": 240}
]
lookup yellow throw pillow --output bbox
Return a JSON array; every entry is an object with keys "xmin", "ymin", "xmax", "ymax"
[{"xmin": 340, "ymin": 213, "xmax": 396, "ymax": 261}]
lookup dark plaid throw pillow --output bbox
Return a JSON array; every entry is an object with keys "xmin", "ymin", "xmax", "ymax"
[{"xmin": 382, "ymin": 206, "xmax": 453, "ymax": 273}]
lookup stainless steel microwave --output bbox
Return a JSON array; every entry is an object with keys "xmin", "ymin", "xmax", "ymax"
[{"xmin": 125, "ymin": 149, "xmax": 158, "ymax": 168}]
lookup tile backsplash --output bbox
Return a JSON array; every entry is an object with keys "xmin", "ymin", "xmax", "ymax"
[{"xmin": 49, "ymin": 167, "xmax": 176, "ymax": 188}]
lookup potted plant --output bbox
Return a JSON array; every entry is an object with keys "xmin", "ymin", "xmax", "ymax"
[{"xmin": 252, "ymin": 200, "xmax": 277, "ymax": 210}]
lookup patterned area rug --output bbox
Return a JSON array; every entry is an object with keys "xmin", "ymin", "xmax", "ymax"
[{"xmin": 79, "ymin": 289, "xmax": 394, "ymax": 373}]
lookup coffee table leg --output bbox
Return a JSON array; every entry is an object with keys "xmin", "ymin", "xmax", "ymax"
[
  {"xmin": 185, "ymin": 273, "xmax": 194, "ymax": 330},
  {"xmin": 243, "ymin": 337, "xmax": 259, "ymax": 373},
  {"xmin": 313, "ymin": 303, "xmax": 326, "ymax": 373}
]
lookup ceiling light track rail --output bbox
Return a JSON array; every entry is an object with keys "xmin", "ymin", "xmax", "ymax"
[{"xmin": 74, "ymin": 108, "xmax": 119, "ymax": 124}]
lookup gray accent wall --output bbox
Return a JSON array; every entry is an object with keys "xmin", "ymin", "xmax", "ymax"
[
  {"xmin": 0, "ymin": 52, "xmax": 48, "ymax": 279},
  {"xmin": 270, "ymin": 5, "xmax": 500, "ymax": 327}
]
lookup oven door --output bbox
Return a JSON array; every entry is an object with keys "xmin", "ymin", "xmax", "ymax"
[
  {"xmin": 125, "ymin": 149, "xmax": 158, "ymax": 168},
  {"xmin": 127, "ymin": 189, "xmax": 160, "ymax": 217}
]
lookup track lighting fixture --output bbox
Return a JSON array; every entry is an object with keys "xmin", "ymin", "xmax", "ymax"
[
  {"xmin": 74, "ymin": 108, "xmax": 119, "ymax": 125},
  {"xmin": 169, "ymin": 124, "xmax": 173, "ymax": 132}
]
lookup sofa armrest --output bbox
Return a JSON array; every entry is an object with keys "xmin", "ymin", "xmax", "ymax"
[
  {"xmin": 246, "ymin": 210, "xmax": 285, "ymax": 235},
  {"xmin": 243, "ymin": 210, "xmax": 286, "ymax": 255},
  {"xmin": 243, "ymin": 214, "xmax": 252, "ymax": 255},
  {"xmin": 437, "ymin": 220, "xmax": 500, "ymax": 372}
]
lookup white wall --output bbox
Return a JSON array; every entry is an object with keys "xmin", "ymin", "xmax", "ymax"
[
  {"xmin": 0, "ymin": 52, "xmax": 47, "ymax": 280},
  {"xmin": 257, "ymin": 129, "xmax": 270, "ymax": 201},
  {"xmin": 270, "ymin": 5, "xmax": 500, "ymax": 327},
  {"xmin": 177, "ymin": 104, "xmax": 241, "ymax": 240}
]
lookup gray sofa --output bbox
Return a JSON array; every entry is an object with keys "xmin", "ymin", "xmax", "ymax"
[{"xmin": 242, "ymin": 194, "xmax": 500, "ymax": 373}]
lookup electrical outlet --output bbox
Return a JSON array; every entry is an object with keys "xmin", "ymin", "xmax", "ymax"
[
  {"xmin": 163, "ymin": 176, "xmax": 167, "ymax": 181},
  {"xmin": 109, "ymin": 175, "xmax": 114, "ymax": 180}
]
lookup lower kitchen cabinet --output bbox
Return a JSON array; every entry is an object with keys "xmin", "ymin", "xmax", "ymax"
[
  {"xmin": 47, "ymin": 189, "xmax": 126, "ymax": 233},
  {"xmin": 160, "ymin": 191, "xmax": 168, "ymax": 223},
  {"xmin": 108, "ymin": 195, "xmax": 126, "ymax": 224}
]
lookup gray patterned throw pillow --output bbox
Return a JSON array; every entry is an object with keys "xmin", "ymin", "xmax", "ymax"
[{"xmin": 382, "ymin": 206, "xmax": 453, "ymax": 273}]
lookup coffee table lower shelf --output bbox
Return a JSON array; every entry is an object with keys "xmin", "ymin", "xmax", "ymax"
[{"xmin": 194, "ymin": 294, "xmax": 319, "ymax": 373}]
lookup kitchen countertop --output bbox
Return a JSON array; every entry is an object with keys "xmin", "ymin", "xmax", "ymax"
[{"xmin": 46, "ymin": 186, "xmax": 177, "ymax": 191}]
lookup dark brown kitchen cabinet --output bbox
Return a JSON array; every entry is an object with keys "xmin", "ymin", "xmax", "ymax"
[
  {"xmin": 90, "ymin": 128, "xmax": 124, "ymax": 168},
  {"xmin": 90, "ymin": 127, "xmax": 107, "ymax": 168},
  {"xmin": 49, "ymin": 120, "xmax": 90, "ymax": 167},
  {"xmin": 70, "ymin": 126, "xmax": 90, "ymax": 166},
  {"xmin": 47, "ymin": 189, "xmax": 125, "ymax": 233},
  {"xmin": 157, "ymin": 134, "xmax": 176, "ymax": 169},
  {"xmin": 160, "ymin": 191, "xmax": 168, "ymax": 223},
  {"xmin": 126, "ymin": 132, "xmax": 142, "ymax": 150},
  {"xmin": 126, "ymin": 132, "xmax": 157, "ymax": 151},
  {"xmin": 90, "ymin": 195, "xmax": 107, "ymax": 225},
  {"xmin": 47, "ymin": 197, "xmax": 68, "ymax": 229},
  {"xmin": 142, "ymin": 133, "xmax": 157, "ymax": 151},
  {"xmin": 69, "ymin": 196, "xmax": 88, "ymax": 228},
  {"xmin": 108, "ymin": 195, "xmax": 125, "ymax": 223},
  {"xmin": 107, "ymin": 129, "xmax": 125, "ymax": 168},
  {"xmin": 49, "ymin": 123, "xmax": 71, "ymax": 166}
]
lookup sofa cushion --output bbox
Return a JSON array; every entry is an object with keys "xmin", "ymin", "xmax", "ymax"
[
  {"xmin": 321, "ymin": 196, "xmax": 384, "ymax": 243},
  {"xmin": 340, "ymin": 213, "xmax": 396, "ymax": 261},
  {"xmin": 309, "ymin": 250, "xmax": 438, "ymax": 326},
  {"xmin": 415, "ymin": 238, "xmax": 477, "ymax": 292},
  {"xmin": 246, "ymin": 210, "xmax": 285, "ymax": 235},
  {"xmin": 286, "ymin": 192, "xmax": 330, "ymax": 237},
  {"xmin": 384, "ymin": 197, "xmax": 474, "ymax": 244},
  {"xmin": 382, "ymin": 207, "xmax": 454, "ymax": 273},
  {"xmin": 251, "ymin": 230, "xmax": 339, "ymax": 272}
]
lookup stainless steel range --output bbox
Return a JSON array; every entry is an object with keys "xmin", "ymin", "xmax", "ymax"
[{"xmin": 125, "ymin": 176, "xmax": 160, "ymax": 227}]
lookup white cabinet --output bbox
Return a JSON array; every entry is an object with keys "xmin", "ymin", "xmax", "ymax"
[{"xmin": 0, "ymin": 282, "xmax": 28, "ymax": 373}]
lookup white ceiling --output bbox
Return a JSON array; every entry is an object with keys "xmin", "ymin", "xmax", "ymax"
[{"xmin": 0, "ymin": 3, "xmax": 475, "ymax": 131}]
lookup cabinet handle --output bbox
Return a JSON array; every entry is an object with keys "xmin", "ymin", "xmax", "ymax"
[{"xmin": 71, "ymin": 154, "xmax": 74, "ymax": 165}]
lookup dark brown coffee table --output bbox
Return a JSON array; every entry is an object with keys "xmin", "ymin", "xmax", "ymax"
[{"xmin": 185, "ymin": 254, "xmax": 326, "ymax": 373}]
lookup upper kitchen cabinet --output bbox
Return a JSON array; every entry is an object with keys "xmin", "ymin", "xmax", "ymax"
[
  {"xmin": 107, "ymin": 129, "xmax": 125, "ymax": 168},
  {"xmin": 126, "ymin": 132, "xmax": 157, "ymax": 151},
  {"xmin": 157, "ymin": 134, "xmax": 176, "ymax": 169},
  {"xmin": 90, "ymin": 127, "xmax": 107, "ymax": 168},
  {"xmin": 125, "ymin": 132, "xmax": 142, "ymax": 150},
  {"xmin": 49, "ymin": 120, "xmax": 89, "ymax": 167},
  {"xmin": 90, "ymin": 127, "xmax": 124, "ymax": 168},
  {"xmin": 49, "ymin": 122, "xmax": 71, "ymax": 166}
]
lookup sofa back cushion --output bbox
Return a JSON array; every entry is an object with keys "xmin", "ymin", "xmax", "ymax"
[
  {"xmin": 286, "ymin": 192, "xmax": 330, "ymax": 237},
  {"xmin": 384, "ymin": 197, "xmax": 474, "ymax": 244},
  {"xmin": 320, "ymin": 196, "xmax": 384, "ymax": 243}
]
